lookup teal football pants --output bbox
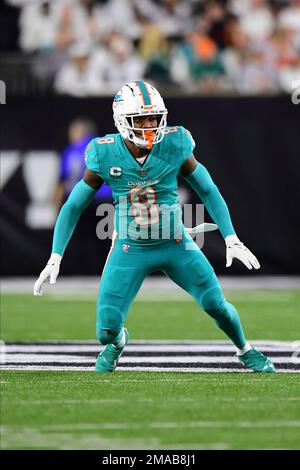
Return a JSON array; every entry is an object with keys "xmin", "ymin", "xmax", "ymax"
[{"xmin": 96, "ymin": 231, "xmax": 247, "ymax": 349}]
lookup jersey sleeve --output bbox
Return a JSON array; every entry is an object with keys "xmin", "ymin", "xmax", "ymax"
[
  {"xmin": 84, "ymin": 138, "xmax": 102, "ymax": 176},
  {"xmin": 180, "ymin": 127, "xmax": 196, "ymax": 164}
]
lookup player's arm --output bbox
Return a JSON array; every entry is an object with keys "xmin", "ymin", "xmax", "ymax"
[
  {"xmin": 34, "ymin": 169, "xmax": 103, "ymax": 295},
  {"xmin": 181, "ymin": 155, "xmax": 260, "ymax": 270}
]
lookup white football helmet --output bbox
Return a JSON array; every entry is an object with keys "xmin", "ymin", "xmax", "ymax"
[{"xmin": 113, "ymin": 81, "xmax": 168, "ymax": 149}]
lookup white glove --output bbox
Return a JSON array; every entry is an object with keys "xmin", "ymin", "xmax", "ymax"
[
  {"xmin": 33, "ymin": 253, "xmax": 62, "ymax": 296},
  {"xmin": 225, "ymin": 235, "xmax": 260, "ymax": 270}
]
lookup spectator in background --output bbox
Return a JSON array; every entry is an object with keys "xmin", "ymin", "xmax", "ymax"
[
  {"xmin": 268, "ymin": 25, "xmax": 300, "ymax": 92},
  {"xmin": 155, "ymin": 0, "xmax": 193, "ymax": 38},
  {"xmin": 100, "ymin": 32, "xmax": 146, "ymax": 93},
  {"xmin": 10, "ymin": 0, "xmax": 300, "ymax": 96},
  {"xmin": 277, "ymin": 55, "xmax": 300, "ymax": 92},
  {"xmin": 55, "ymin": 33, "xmax": 145, "ymax": 96},
  {"xmin": 203, "ymin": 0, "xmax": 228, "ymax": 50},
  {"xmin": 19, "ymin": 0, "xmax": 60, "ymax": 53},
  {"xmin": 278, "ymin": 0, "xmax": 300, "ymax": 42},
  {"xmin": 221, "ymin": 15, "xmax": 250, "ymax": 89},
  {"xmin": 100, "ymin": 0, "xmax": 143, "ymax": 40},
  {"xmin": 138, "ymin": 16, "xmax": 171, "ymax": 84},
  {"xmin": 52, "ymin": 114, "xmax": 112, "ymax": 270},
  {"xmin": 54, "ymin": 117, "xmax": 111, "ymax": 209},
  {"xmin": 239, "ymin": 0, "xmax": 275, "ymax": 41},
  {"xmin": 56, "ymin": 0, "xmax": 111, "ymax": 46},
  {"xmin": 18, "ymin": 0, "xmax": 67, "ymax": 83},
  {"xmin": 54, "ymin": 41, "xmax": 107, "ymax": 96},
  {"xmin": 233, "ymin": 42, "xmax": 279, "ymax": 93},
  {"xmin": 172, "ymin": 16, "xmax": 225, "ymax": 92}
]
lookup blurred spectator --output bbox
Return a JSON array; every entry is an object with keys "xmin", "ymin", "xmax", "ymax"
[
  {"xmin": 132, "ymin": 0, "xmax": 160, "ymax": 23},
  {"xmin": 54, "ymin": 41, "xmax": 107, "ymax": 96},
  {"xmin": 171, "ymin": 16, "xmax": 225, "ymax": 92},
  {"xmin": 269, "ymin": 26, "xmax": 300, "ymax": 92},
  {"xmin": 278, "ymin": 0, "xmax": 300, "ymax": 49},
  {"xmin": 19, "ymin": 1, "xmax": 60, "ymax": 53},
  {"xmin": 56, "ymin": 0, "xmax": 110, "ymax": 46},
  {"xmin": 277, "ymin": 55, "xmax": 300, "ymax": 91},
  {"xmin": 203, "ymin": 0, "xmax": 228, "ymax": 50},
  {"xmin": 18, "ymin": 1, "xmax": 71, "ymax": 84},
  {"xmin": 55, "ymin": 33, "xmax": 145, "ymax": 96},
  {"xmin": 4, "ymin": 0, "xmax": 300, "ymax": 95},
  {"xmin": 100, "ymin": 0, "xmax": 143, "ymax": 40},
  {"xmin": 100, "ymin": 32, "xmax": 146, "ymax": 92},
  {"xmin": 155, "ymin": 0, "xmax": 193, "ymax": 38},
  {"xmin": 239, "ymin": 0, "xmax": 275, "ymax": 41},
  {"xmin": 138, "ymin": 16, "xmax": 171, "ymax": 83},
  {"xmin": 221, "ymin": 15, "xmax": 250, "ymax": 88},
  {"xmin": 278, "ymin": 0, "xmax": 300, "ymax": 32},
  {"xmin": 54, "ymin": 116, "xmax": 111, "ymax": 208},
  {"xmin": 233, "ymin": 43, "xmax": 279, "ymax": 93},
  {"xmin": 228, "ymin": 0, "xmax": 253, "ymax": 17}
]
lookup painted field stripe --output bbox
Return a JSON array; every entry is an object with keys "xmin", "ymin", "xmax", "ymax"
[
  {"xmin": 5, "ymin": 350, "xmax": 293, "ymax": 357},
  {"xmin": 3, "ymin": 354, "xmax": 296, "ymax": 365},
  {"xmin": 2, "ymin": 341, "xmax": 298, "ymax": 372},
  {"xmin": 5, "ymin": 344, "xmax": 296, "ymax": 353},
  {"xmin": 5, "ymin": 397, "xmax": 299, "ymax": 405},
  {"xmin": 5, "ymin": 420, "xmax": 298, "ymax": 431},
  {"xmin": 1, "ymin": 365, "xmax": 299, "ymax": 373},
  {"xmin": 5, "ymin": 340, "xmax": 293, "ymax": 346}
]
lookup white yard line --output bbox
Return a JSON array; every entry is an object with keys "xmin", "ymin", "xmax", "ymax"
[
  {"xmin": 4, "ymin": 341, "xmax": 297, "ymax": 353},
  {"xmin": 48, "ymin": 420, "xmax": 300, "ymax": 430},
  {"xmin": 3, "ymin": 354, "xmax": 296, "ymax": 364},
  {"xmin": 1, "ymin": 365, "xmax": 298, "ymax": 373},
  {"xmin": 2, "ymin": 341, "xmax": 299, "ymax": 372},
  {"xmin": 3, "ymin": 421, "xmax": 297, "ymax": 432},
  {"xmin": 7, "ymin": 397, "xmax": 300, "ymax": 405}
]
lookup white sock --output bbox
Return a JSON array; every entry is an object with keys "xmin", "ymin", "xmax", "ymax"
[
  {"xmin": 112, "ymin": 328, "xmax": 126, "ymax": 349},
  {"xmin": 236, "ymin": 342, "xmax": 252, "ymax": 356}
]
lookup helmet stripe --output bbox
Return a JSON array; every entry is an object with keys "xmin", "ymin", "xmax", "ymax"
[{"xmin": 135, "ymin": 81, "xmax": 151, "ymax": 106}]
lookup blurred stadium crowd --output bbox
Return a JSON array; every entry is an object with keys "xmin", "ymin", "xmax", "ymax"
[{"xmin": 2, "ymin": 0, "xmax": 300, "ymax": 96}]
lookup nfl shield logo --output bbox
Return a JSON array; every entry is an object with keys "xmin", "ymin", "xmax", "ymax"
[
  {"xmin": 123, "ymin": 244, "xmax": 130, "ymax": 252},
  {"xmin": 138, "ymin": 169, "xmax": 147, "ymax": 178}
]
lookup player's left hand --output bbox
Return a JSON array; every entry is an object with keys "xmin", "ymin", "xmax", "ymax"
[
  {"xmin": 33, "ymin": 253, "xmax": 62, "ymax": 296},
  {"xmin": 225, "ymin": 235, "xmax": 260, "ymax": 270}
]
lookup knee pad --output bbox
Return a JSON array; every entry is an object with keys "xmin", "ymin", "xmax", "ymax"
[
  {"xmin": 96, "ymin": 327, "xmax": 121, "ymax": 345},
  {"xmin": 205, "ymin": 300, "xmax": 235, "ymax": 324},
  {"xmin": 96, "ymin": 303, "xmax": 124, "ymax": 339}
]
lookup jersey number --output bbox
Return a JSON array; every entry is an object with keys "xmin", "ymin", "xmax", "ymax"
[{"xmin": 129, "ymin": 186, "xmax": 159, "ymax": 226}]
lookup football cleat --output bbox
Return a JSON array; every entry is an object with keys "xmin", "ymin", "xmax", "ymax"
[
  {"xmin": 95, "ymin": 328, "xmax": 129, "ymax": 373},
  {"xmin": 237, "ymin": 348, "xmax": 276, "ymax": 373}
]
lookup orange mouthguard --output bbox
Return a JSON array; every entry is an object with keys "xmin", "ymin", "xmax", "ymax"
[{"xmin": 144, "ymin": 130, "xmax": 156, "ymax": 149}]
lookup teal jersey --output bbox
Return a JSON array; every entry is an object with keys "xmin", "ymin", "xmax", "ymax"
[{"xmin": 85, "ymin": 126, "xmax": 195, "ymax": 244}]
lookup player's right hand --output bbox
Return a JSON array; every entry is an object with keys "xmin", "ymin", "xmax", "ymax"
[
  {"xmin": 225, "ymin": 235, "xmax": 260, "ymax": 270},
  {"xmin": 33, "ymin": 253, "xmax": 62, "ymax": 296}
]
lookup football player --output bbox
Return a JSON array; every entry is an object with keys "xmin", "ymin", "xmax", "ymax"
[{"xmin": 34, "ymin": 81, "xmax": 275, "ymax": 373}]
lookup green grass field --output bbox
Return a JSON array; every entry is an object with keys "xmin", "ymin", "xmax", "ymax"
[{"xmin": 1, "ymin": 290, "xmax": 300, "ymax": 450}]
